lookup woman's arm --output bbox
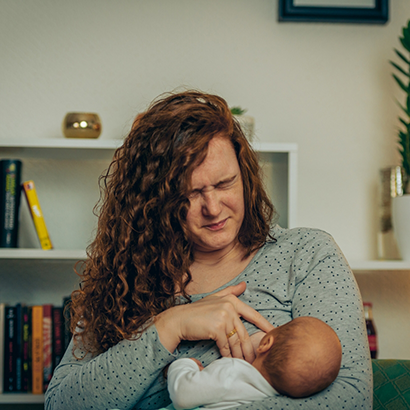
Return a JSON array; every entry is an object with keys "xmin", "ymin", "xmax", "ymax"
[
  {"xmin": 45, "ymin": 283, "xmax": 273, "ymax": 410},
  {"xmin": 45, "ymin": 325, "xmax": 177, "ymax": 410},
  {"xmin": 235, "ymin": 229, "xmax": 373, "ymax": 409}
]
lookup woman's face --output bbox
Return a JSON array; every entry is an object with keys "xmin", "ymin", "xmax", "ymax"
[{"xmin": 186, "ymin": 136, "xmax": 245, "ymax": 254}]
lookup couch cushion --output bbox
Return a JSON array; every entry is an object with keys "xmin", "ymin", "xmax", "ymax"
[{"xmin": 372, "ymin": 359, "xmax": 410, "ymax": 410}]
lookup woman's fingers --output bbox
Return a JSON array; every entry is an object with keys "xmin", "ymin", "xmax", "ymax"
[
  {"xmin": 214, "ymin": 282, "xmax": 274, "ymax": 334},
  {"xmin": 226, "ymin": 318, "xmax": 256, "ymax": 363},
  {"xmin": 234, "ymin": 297, "xmax": 274, "ymax": 334},
  {"xmin": 157, "ymin": 282, "xmax": 273, "ymax": 362}
]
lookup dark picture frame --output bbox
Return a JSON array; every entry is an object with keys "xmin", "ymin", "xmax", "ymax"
[{"xmin": 278, "ymin": 0, "xmax": 389, "ymax": 24}]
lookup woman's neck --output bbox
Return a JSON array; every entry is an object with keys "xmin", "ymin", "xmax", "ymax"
[
  {"xmin": 186, "ymin": 242, "xmax": 256, "ymax": 295},
  {"xmin": 192, "ymin": 241, "xmax": 245, "ymax": 266}
]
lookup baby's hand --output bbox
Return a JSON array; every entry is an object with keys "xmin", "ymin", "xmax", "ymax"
[
  {"xmin": 249, "ymin": 331, "xmax": 266, "ymax": 354},
  {"xmin": 189, "ymin": 358, "xmax": 204, "ymax": 370}
]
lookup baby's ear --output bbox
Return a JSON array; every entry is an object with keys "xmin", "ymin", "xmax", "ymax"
[{"xmin": 257, "ymin": 334, "xmax": 275, "ymax": 354}]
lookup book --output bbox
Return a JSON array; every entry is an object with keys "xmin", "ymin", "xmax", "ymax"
[
  {"xmin": 43, "ymin": 304, "xmax": 53, "ymax": 391},
  {"xmin": 22, "ymin": 305, "xmax": 31, "ymax": 392},
  {"xmin": 4, "ymin": 305, "xmax": 17, "ymax": 392},
  {"xmin": 0, "ymin": 303, "xmax": 5, "ymax": 394},
  {"xmin": 52, "ymin": 306, "xmax": 64, "ymax": 371},
  {"xmin": 31, "ymin": 305, "xmax": 43, "ymax": 394},
  {"xmin": 0, "ymin": 159, "xmax": 22, "ymax": 247},
  {"xmin": 22, "ymin": 180, "xmax": 53, "ymax": 250},
  {"xmin": 15, "ymin": 303, "xmax": 23, "ymax": 391},
  {"xmin": 63, "ymin": 296, "xmax": 72, "ymax": 351}
]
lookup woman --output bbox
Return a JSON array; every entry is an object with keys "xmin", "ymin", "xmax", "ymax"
[{"xmin": 45, "ymin": 91, "xmax": 372, "ymax": 410}]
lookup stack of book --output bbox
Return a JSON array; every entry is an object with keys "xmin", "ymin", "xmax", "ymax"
[
  {"xmin": 0, "ymin": 298, "xmax": 71, "ymax": 394},
  {"xmin": 0, "ymin": 158, "xmax": 53, "ymax": 250}
]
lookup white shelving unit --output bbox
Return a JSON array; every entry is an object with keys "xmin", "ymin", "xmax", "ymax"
[
  {"xmin": 351, "ymin": 260, "xmax": 410, "ymax": 272},
  {"xmin": 0, "ymin": 138, "xmax": 298, "ymax": 404}
]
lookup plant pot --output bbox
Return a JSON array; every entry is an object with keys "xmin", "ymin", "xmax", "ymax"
[
  {"xmin": 392, "ymin": 194, "xmax": 410, "ymax": 260},
  {"xmin": 234, "ymin": 115, "xmax": 254, "ymax": 143}
]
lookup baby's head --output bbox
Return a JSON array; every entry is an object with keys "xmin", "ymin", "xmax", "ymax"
[{"xmin": 253, "ymin": 316, "xmax": 342, "ymax": 398}]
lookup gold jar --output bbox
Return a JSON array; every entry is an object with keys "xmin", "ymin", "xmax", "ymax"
[{"xmin": 62, "ymin": 112, "xmax": 102, "ymax": 139}]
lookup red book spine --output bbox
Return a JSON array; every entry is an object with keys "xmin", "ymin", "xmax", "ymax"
[
  {"xmin": 43, "ymin": 304, "xmax": 53, "ymax": 392},
  {"xmin": 52, "ymin": 307, "xmax": 64, "ymax": 371},
  {"xmin": 22, "ymin": 306, "xmax": 31, "ymax": 392}
]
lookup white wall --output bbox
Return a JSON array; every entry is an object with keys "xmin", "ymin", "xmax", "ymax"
[{"xmin": 1, "ymin": 0, "xmax": 409, "ymax": 358}]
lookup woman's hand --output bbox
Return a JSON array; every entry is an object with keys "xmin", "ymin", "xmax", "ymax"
[{"xmin": 154, "ymin": 281, "xmax": 274, "ymax": 363}]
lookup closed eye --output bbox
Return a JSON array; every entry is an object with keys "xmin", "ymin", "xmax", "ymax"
[
  {"xmin": 216, "ymin": 175, "xmax": 237, "ymax": 189},
  {"xmin": 188, "ymin": 175, "xmax": 238, "ymax": 198}
]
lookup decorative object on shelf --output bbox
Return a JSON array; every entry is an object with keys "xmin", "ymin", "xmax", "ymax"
[
  {"xmin": 230, "ymin": 107, "xmax": 254, "ymax": 143},
  {"xmin": 0, "ymin": 159, "xmax": 22, "ymax": 248},
  {"xmin": 278, "ymin": 0, "xmax": 389, "ymax": 24},
  {"xmin": 377, "ymin": 166, "xmax": 401, "ymax": 260},
  {"xmin": 390, "ymin": 19, "xmax": 410, "ymax": 260},
  {"xmin": 62, "ymin": 112, "xmax": 102, "ymax": 139},
  {"xmin": 392, "ymin": 193, "xmax": 410, "ymax": 260}
]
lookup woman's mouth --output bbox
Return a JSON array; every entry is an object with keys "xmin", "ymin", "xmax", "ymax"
[{"xmin": 205, "ymin": 218, "xmax": 227, "ymax": 231}]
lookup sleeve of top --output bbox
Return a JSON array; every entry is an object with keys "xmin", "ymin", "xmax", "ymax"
[
  {"xmin": 44, "ymin": 324, "xmax": 178, "ymax": 410},
  {"xmin": 168, "ymin": 358, "xmax": 270, "ymax": 410},
  {"xmin": 236, "ymin": 229, "xmax": 373, "ymax": 410},
  {"xmin": 167, "ymin": 358, "xmax": 217, "ymax": 409}
]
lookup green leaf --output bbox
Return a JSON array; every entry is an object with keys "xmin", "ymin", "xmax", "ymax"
[
  {"xmin": 230, "ymin": 106, "xmax": 247, "ymax": 115},
  {"xmin": 403, "ymin": 24, "xmax": 410, "ymax": 42},
  {"xmin": 394, "ymin": 49, "xmax": 410, "ymax": 65},
  {"xmin": 399, "ymin": 117, "xmax": 410, "ymax": 128},
  {"xmin": 397, "ymin": 100, "xmax": 410, "ymax": 117},
  {"xmin": 393, "ymin": 74, "xmax": 409, "ymax": 93},
  {"xmin": 390, "ymin": 61, "xmax": 410, "ymax": 77},
  {"xmin": 400, "ymin": 36, "xmax": 410, "ymax": 53}
]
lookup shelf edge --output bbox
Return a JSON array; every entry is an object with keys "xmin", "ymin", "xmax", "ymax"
[
  {"xmin": 350, "ymin": 260, "xmax": 410, "ymax": 271},
  {"xmin": 0, "ymin": 249, "xmax": 87, "ymax": 260}
]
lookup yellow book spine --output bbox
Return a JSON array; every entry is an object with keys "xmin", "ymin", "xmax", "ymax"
[
  {"xmin": 22, "ymin": 180, "xmax": 53, "ymax": 250},
  {"xmin": 31, "ymin": 306, "xmax": 43, "ymax": 394}
]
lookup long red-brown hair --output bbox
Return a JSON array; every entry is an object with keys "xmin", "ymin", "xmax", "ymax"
[{"xmin": 70, "ymin": 90, "xmax": 275, "ymax": 355}]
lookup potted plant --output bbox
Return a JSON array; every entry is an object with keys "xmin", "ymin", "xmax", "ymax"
[
  {"xmin": 230, "ymin": 106, "xmax": 255, "ymax": 143},
  {"xmin": 390, "ymin": 19, "xmax": 410, "ymax": 260}
]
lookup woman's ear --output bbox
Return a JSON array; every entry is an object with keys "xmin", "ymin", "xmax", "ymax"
[{"xmin": 256, "ymin": 334, "xmax": 275, "ymax": 354}]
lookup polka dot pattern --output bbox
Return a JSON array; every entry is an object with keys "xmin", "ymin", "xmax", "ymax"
[{"xmin": 45, "ymin": 225, "xmax": 372, "ymax": 410}]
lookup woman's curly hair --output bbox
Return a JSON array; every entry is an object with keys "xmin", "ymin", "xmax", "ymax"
[{"xmin": 70, "ymin": 90, "xmax": 276, "ymax": 356}]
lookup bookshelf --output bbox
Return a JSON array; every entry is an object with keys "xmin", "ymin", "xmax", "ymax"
[
  {"xmin": 0, "ymin": 138, "xmax": 298, "ymax": 404},
  {"xmin": 351, "ymin": 260, "xmax": 410, "ymax": 272}
]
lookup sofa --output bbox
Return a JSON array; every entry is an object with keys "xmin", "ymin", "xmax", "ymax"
[{"xmin": 372, "ymin": 359, "xmax": 410, "ymax": 409}]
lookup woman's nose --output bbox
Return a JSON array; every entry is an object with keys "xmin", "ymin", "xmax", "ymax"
[{"xmin": 202, "ymin": 190, "xmax": 222, "ymax": 217}]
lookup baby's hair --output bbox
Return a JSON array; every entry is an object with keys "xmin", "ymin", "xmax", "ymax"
[{"xmin": 262, "ymin": 317, "xmax": 342, "ymax": 398}]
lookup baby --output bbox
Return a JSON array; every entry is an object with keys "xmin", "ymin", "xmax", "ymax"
[{"xmin": 165, "ymin": 316, "xmax": 342, "ymax": 410}]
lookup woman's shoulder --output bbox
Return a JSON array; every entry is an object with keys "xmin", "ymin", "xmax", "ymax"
[{"xmin": 269, "ymin": 224, "xmax": 335, "ymax": 247}]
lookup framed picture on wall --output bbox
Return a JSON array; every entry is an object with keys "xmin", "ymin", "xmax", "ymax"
[{"xmin": 278, "ymin": 0, "xmax": 389, "ymax": 24}]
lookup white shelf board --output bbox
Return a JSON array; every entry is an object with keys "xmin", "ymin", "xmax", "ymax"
[
  {"xmin": 0, "ymin": 137, "xmax": 123, "ymax": 150},
  {"xmin": 0, "ymin": 393, "xmax": 44, "ymax": 403},
  {"xmin": 0, "ymin": 248, "xmax": 86, "ymax": 260},
  {"xmin": 350, "ymin": 260, "xmax": 410, "ymax": 272},
  {"xmin": 0, "ymin": 138, "xmax": 297, "ymax": 153},
  {"xmin": 252, "ymin": 142, "xmax": 298, "ymax": 153}
]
